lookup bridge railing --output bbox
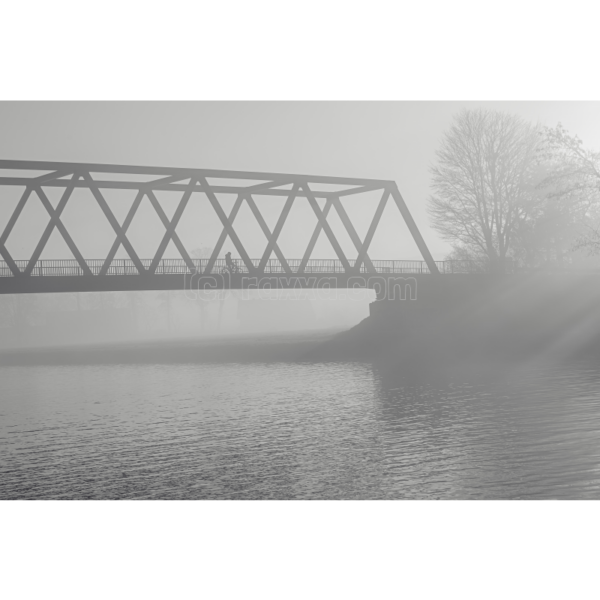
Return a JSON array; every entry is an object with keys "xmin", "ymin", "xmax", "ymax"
[{"xmin": 0, "ymin": 258, "xmax": 498, "ymax": 277}]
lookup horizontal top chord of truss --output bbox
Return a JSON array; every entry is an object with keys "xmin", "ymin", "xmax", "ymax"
[
  {"xmin": 0, "ymin": 159, "xmax": 393, "ymax": 195},
  {"xmin": 0, "ymin": 159, "xmax": 440, "ymax": 279}
]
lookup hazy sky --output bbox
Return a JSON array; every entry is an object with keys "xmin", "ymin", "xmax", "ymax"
[{"xmin": 1, "ymin": 101, "xmax": 599, "ymax": 262}]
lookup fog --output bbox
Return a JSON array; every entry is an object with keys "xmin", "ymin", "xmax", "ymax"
[
  {"xmin": 3, "ymin": 101, "xmax": 600, "ymax": 504},
  {"xmin": 0, "ymin": 288, "xmax": 374, "ymax": 351},
  {"xmin": 4, "ymin": 102, "xmax": 599, "ymax": 354},
  {"xmin": 2, "ymin": 102, "xmax": 600, "ymax": 262}
]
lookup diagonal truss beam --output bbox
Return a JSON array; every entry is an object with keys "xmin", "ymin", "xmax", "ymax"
[
  {"xmin": 35, "ymin": 185, "xmax": 93, "ymax": 276},
  {"xmin": 247, "ymin": 184, "xmax": 300, "ymax": 274},
  {"xmin": 82, "ymin": 172, "xmax": 146, "ymax": 274},
  {"xmin": 25, "ymin": 174, "xmax": 80, "ymax": 275},
  {"xmin": 0, "ymin": 162, "xmax": 440, "ymax": 278},
  {"xmin": 245, "ymin": 195, "xmax": 289, "ymax": 273},
  {"xmin": 204, "ymin": 194, "xmax": 245, "ymax": 275},
  {"xmin": 0, "ymin": 243, "xmax": 19, "ymax": 276},
  {"xmin": 297, "ymin": 197, "xmax": 334, "ymax": 274},
  {"xmin": 354, "ymin": 189, "xmax": 390, "ymax": 272},
  {"xmin": 201, "ymin": 180, "xmax": 292, "ymax": 275},
  {"xmin": 302, "ymin": 183, "xmax": 351, "ymax": 273},
  {"xmin": 389, "ymin": 184, "xmax": 439, "ymax": 274},
  {"xmin": 0, "ymin": 186, "xmax": 36, "ymax": 276},
  {"xmin": 99, "ymin": 189, "xmax": 145, "ymax": 276},
  {"xmin": 331, "ymin": 195, "xmax": 376, "ymax": 273},
  {"xmin": 146, "ymin": 187, "xmax": 196, "ymax": 274},
  {"xmin": 35, "ymin": 169, "xmax": 73, "ymax": 184},
  {"xmin": 199, "ymin": 176, "xmax": 256, "ymax": 275}
]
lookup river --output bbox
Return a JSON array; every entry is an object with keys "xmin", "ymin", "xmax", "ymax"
[{"xmin": 2, "ymin": 333, "xmax": 600, "ymax": 499}]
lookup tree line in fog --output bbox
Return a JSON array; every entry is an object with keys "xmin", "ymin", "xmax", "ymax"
[{"xmin": 429, "ymin": 109, "xmax": 600, "ymax": 272}]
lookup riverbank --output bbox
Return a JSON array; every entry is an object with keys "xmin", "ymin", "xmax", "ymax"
[
  {"xmin": 4, "ymin": 272, "xmax": 600, "ymax": 372},
  {"xmin": 303, "ymin": 272, "xmax": 600, "ymax": 376},
  {"xmin": 0, "ymin": 328, "xmax": 343, "ymax": 366}
]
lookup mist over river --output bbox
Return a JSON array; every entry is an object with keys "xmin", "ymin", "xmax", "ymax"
[{"xmin": 2, "ymin": 333, "xmax": 600, "ymax": 500}]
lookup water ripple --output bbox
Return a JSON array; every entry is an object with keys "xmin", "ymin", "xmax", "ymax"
[{"xmin": 2, "ymin": 358, "xmax": 600, "ymax": 499}]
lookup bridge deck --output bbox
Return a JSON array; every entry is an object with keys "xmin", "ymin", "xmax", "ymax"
[
  {"xmin": 1, "ymin": 258, "xmax": 488, "ymax": 278},
  {"xmin": 0, "ymin": 258, "xmax": 491, "ymax": 294}
]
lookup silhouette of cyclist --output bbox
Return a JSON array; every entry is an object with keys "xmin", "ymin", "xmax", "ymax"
[{"xmin": 225, "ymin": 252, "xmax": 237, "ymax": 273}]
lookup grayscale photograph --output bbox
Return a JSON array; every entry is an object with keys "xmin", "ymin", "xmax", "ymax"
[
  {"xmin": 2, "ymin": 101, "xmax": 600, "ymax": 501},
  {"xmin": 2, "ymin": 2, "xmax": 599, "ymax": 597}
]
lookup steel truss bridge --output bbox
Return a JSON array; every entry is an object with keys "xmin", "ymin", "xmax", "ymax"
[{"xmin": 0, "ymin": 160, "xmax": 459, "ymax": 295}]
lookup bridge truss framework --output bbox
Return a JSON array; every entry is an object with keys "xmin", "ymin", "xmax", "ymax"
[{"xmin": 0, "ymin": 160, "xmax": 440, "ymax": 294}]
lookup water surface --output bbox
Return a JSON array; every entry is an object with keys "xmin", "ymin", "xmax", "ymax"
[{"xmin": 2, "ymin": 339, "xmax": 600, "ymax": 499}]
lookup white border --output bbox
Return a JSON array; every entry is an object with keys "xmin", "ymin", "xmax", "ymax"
[{"xmin": 2, "ymin": 1, "xmax": 598, "ymax": 599}]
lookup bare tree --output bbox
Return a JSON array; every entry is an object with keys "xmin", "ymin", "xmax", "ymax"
[
  {"xmin": 428, "ymin": 109, "xmax": 541, "ymax": 272},
  {"xmin": 539, "ymin": 124, "xmax": 600, "ymax": 255}
]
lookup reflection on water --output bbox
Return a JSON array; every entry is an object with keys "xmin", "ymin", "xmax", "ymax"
[{"xmin": 2, "ymin": 351, "xmax": 600, "ymax": 499}]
